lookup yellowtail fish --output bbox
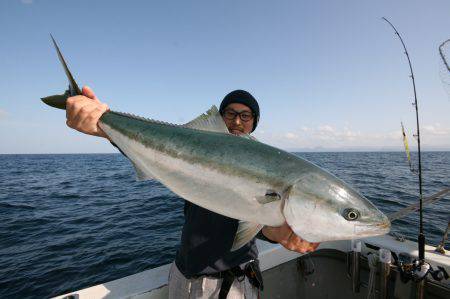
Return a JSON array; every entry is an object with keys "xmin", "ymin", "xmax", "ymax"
[{"xmin": 42, "ymin": 37, "xmax": 390, "ymax": 250}]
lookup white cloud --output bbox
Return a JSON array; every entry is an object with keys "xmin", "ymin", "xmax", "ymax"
[
  {"xmin": 284, "ymin": 132, "xmax": 298, "ymax": 140},
  {"xmin": 317, "ymin": 125, "xmax": 335, "ymax": 133},
  {"xmin": 0, "ymin": 109, "xmax": 7, "ymax": 120},
  {"xmin": 305, "ymin": 125, "xmax": 363, "ymax": 142},
  {"xmin": 255, "ymin": 123, "xmax": 450, "ymax": 150},
  {"xmin": 422, "ymin": 123, "xmax": 450, "ymax": 136}
]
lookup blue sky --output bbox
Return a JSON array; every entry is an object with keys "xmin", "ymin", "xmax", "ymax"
[{"xmin": 1, "ymin": 0, "xmax": 449, "ymax": 153}]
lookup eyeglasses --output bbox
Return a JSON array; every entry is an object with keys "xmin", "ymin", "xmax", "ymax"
[{"xmin": 222, "ymin": 109, "xmax": 254, "ymax": 122}]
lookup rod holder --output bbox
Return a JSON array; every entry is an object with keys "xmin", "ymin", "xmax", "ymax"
[
  {"xmin": 350, "ymin": 240, "xmax": 361, "ymax": 293},
  {"xmin": 379, "ymin": 249, "xmax": 392, "ymax": 299},
  {"xmin": 435, "ymin": 221, "xmax": 449, "ymax": 254}
]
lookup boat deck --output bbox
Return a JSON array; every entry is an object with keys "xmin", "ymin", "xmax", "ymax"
[{"xmin": 54, "ymin": 235, "xmax": 449, "ymax": 299}]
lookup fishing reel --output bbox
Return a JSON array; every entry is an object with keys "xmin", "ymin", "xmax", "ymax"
[{"xmin": 392, "ymin": 252, "xmax": 449, "ymax": 283}]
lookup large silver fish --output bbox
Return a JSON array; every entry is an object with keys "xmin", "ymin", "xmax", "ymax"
[{"xmin": 42, "ymin": 37, "xmax": 390, "ymax": 250}]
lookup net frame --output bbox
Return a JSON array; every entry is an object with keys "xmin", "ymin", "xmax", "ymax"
[{"xmin": 439, "ymin": 39, "xmax": 450, "ymax": 99}]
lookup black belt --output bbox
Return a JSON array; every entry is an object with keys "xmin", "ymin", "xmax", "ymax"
[{"xmin": 201, "ymin": 260, "xmax": 264, "ymax": 299}]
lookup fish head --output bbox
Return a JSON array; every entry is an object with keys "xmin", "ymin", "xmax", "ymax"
[{"xmin": 283, "ymin": 172, "xmax": 390, "ymax": 243}]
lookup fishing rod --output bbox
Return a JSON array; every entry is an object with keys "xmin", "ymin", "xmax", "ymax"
[
  {"xmin": 381, "ymin": 17, "xmax": 425, "ymax": 262},
  {"xmin": 380, "ymin": 22, "xmax": 449, "ymax": 299}
]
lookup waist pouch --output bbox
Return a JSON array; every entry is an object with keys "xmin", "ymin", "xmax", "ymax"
[{"xmin": 202, "ymin": 260, "xmax": 264, "ymax": 299}]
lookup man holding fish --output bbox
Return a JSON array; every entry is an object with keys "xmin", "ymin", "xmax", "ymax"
[{"xmin": 65, "ymin": 87, "xmax": 319, "ymax": 298}]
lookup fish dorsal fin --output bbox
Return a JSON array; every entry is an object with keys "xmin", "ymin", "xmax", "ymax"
[
  {"xmin": 112, "ymin": 111, "xmax": 179, "ymax": 127},
  {"xmin": 240, "ymin": 134, "xmax": 258, "ymax": 141},
  {"xmin": 183, "ymin": 105, "xmax": 230, "ymax": 133}
]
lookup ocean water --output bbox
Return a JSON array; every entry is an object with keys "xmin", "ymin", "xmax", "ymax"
[{"xmin": 0, "ymin": 152, "xmax": 449, "ymax": 298}]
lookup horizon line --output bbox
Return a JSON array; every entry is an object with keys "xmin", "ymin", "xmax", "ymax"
[{"xmin": 1, "ymin": 149, "xmax": 450, "ymax": 155}]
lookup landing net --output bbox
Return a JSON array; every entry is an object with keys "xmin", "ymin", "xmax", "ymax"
[{"xmin": 439, "ymin": 39, "xmax": 450, "ymax": 100}]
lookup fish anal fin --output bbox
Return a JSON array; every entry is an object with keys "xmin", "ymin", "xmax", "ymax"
[
  {"xmin": 130, "ymin": 161, "xmax": 154, "ymax": 181},
  {"xmin": 183, "ymin": 105, "xmax": 229, "ymax": 133},
  {"xmin": 231, "ymin": 221, "xmax": 263, "ymax": 251}
]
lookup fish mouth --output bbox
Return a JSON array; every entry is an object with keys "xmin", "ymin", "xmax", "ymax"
[{"xmin": 354, "ymin": 220, "xmax": 391, "ymax": 237}]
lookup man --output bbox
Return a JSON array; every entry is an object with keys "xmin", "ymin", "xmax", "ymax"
[{"xmin": 66, "ymin": 87, "xmax": 319, "ymax": 298}]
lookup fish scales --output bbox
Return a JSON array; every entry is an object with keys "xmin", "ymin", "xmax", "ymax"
[
  {"xmin": 99, "ymin": 112, "xmax": 298, "ymax": 226},
  {"xmin": 101, "ymin": 111, "xmax": 305, "ymax": 187}
]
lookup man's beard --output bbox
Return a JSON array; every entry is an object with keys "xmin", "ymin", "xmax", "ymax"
[{"xmin": 229, "ymin": 126, "xmax": 245, "ymax": 135}]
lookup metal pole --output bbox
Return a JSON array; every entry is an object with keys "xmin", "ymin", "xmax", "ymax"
[
  {"xmin": 379, "ymin": 249, "xmax": 392, "ymax": 299},
  {"xmin": 350, "ymin": 240, "xmax": 361, "ymax": 293},
  {"xmin": 435, "ymin": 221, "xmax": 450, "ymax": 254}
]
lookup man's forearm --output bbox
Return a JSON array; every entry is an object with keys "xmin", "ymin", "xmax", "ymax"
[
  {"xmin": 256, "ymin": 227, "xmax": 278, "ymax": 244},
  {"xmin": 258, "ymin": 223, "xmax": 321, "ymax": 253}
]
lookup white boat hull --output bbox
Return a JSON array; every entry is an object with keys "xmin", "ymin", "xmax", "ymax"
[{"xmin": 53, "ymin": 235, "xmax": 449, "ymax": 299}]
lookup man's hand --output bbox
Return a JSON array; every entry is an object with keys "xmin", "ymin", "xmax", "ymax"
[
  {"xmin": 66, "ymin": 86, "xmax": 110, "ymax": 139},
  {"xmin": 261, "ymin": 222, "xmax": 320, "ymax": 253}
]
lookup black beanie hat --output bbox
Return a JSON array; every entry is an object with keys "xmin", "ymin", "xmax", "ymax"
[{"xmin": 219, "ymin": 89, "xmax": 260, "ymax": 132}]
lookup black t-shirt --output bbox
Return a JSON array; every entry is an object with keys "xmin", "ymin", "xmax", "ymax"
[{"xmin": 175, "ymin": 201, "xmax": 258, "ymax": 278}]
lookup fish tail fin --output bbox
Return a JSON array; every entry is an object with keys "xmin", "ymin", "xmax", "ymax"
[
  {"xmin": 41, "ymin": 90, "xmax": 71, "ymax": 110},
  {"xmin": 41, "ymin": 34, "xmax": 82, "ymax": 110}
]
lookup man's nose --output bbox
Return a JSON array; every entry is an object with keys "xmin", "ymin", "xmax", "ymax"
[{"xmin": 233, "ymin": 116, "xmax": 242, "ymax": 125}]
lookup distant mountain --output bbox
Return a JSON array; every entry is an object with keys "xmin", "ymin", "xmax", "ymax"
[{"xmin": 285, "ymin": 145, "xmax": 450, "ymax": 152}]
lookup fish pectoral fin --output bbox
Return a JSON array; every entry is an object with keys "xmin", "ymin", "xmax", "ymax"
[
  {"xmin": 131, "ymin": 161, "xmax": 154, "ymax": 181},
  {"xmin": 255, "ymin": 190, "xmax": 281, "ymax": 204},
  {"xmin": 255, "ymin": 185, "xmax": 293, "ymax": 205},
  {"xmin": 183, "ymin": 105, "xmax": 230, "ymax": 133},
  {"xmin": 231, "ymin": 221, "xmax": 263, "ymax": 251}
]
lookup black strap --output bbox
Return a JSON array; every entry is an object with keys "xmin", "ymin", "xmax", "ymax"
[
  {"xmin": 216, "ymin": 260, "xmax": 263, "ymax": 298},
  {"xmin": 244, "ymin": 260, "xmax": 264, "ymax": 291},
  {"xmin": 218, "ymin": 267, "xmax": 242, "ymax": 299}
]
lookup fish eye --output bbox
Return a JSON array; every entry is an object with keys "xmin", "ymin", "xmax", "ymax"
[{"xmin": 343, "ymin": 208, "xmax": 360, "ymax": 221}]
